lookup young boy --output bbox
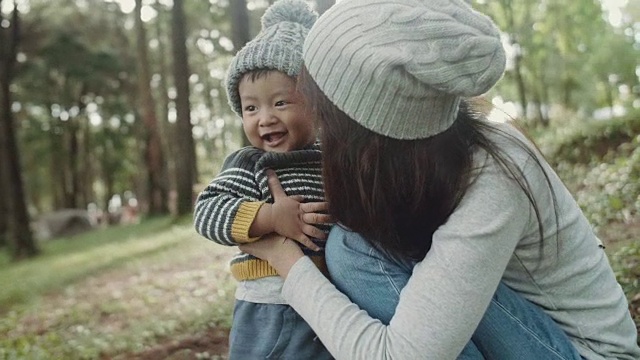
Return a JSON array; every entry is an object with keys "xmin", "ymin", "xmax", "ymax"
[{"xmin": 193, "ymin": 1, "xmax": 333, "ymax": 358}]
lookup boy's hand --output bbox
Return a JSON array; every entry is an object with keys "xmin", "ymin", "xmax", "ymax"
[{"xmin": 267, "ymin": 170, "xmax": 333, "ymax": 251}]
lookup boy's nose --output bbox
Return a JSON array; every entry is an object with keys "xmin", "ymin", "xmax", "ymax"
[{"xmin": 258, "ymin": 110, "xmax": 277, "ymax": 126}]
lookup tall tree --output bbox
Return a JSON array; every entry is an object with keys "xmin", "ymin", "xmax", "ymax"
[
  {"xmin": 35, "ymin": 32, "xmax": 122, "ymax": 210},
  {"xmin": 171, "ymin": 0, "xmax": 196, "ymax": 216},
  {"xmin": 135, "ymin": 0, "xmax": 169, "ymax": 215},
  {"xmin": 0, "ymin": 0, "xmax": 6, "ymax": 245},
  {"xmin": 229, "ymin": 0, "xmax": 251, "ymax": 147},
  {"xmin": 495, "ymin": 0, "xmax": 529, "ymax": 122},
  {"xmin": 229, "ymin": 0, "xmax": 251, "ymax": 50},
  {"xmin": 0, "ymin": 135, "xmax": 6, "ymax": 247},
  {"xmin": 0, "ymin": 71, "xmax": 6, "ymax": 248},
  {"xmin": 153, "ymin": 0, "xmax": 176, "ymax": 196},
  {"xmin": 0, "ymin": 0, "xmax": 38, "ymax": 259}
]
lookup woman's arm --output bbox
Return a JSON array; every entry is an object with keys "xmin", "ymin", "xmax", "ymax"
[{"xmin": 242, "ymin": 163, "xmax": 532, "ymax": 359}]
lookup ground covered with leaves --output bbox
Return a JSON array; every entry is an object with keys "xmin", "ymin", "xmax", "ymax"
[{"xmin": 0, "ymin": 222, "xmax": 237, "ymax": 359}]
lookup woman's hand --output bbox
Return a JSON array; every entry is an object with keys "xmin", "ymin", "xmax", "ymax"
[{"xmin": 239, "ymin": 234, "xmax": 304, "ymax": 278}]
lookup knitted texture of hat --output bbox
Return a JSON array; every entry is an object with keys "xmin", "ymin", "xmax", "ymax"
[
  {"xmin": 225, "ymin": 0, "xmax": 317, "ymax": 116},
  {"xmin": 303, "ymin": 0, "xmax": 506, "ymax": 139}
]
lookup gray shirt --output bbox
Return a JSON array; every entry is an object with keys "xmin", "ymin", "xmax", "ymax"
[{"xmin": 282, "ymin": 123, "xmax": 640, "ymax": 359}]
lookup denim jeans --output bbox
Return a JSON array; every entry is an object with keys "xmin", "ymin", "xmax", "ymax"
[
  {"xmin": 325, "ymin": 226, "xmax": 583, "ymax": 360},
  {"xmin": 229, "ymin": 300, "xmax": 333, "ymax": 359}
]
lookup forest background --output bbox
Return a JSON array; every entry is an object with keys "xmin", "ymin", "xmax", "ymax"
[{"xmin": 0, "ymin": 0, "xmax": 639, "ymax": 358}]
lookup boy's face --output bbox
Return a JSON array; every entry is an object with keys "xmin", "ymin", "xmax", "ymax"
[{"xmin": 238, "ymin": 71, "xmax": 316, "ymax": 153}]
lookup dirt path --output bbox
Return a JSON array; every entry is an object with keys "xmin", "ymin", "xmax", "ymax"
[
  {"xmin": 5, "ymin": 239, "xmax": 236, "ymax": 360},
  {"xmin": 120, "ymin": 327, "xmax": 230, "ymax": 360}
]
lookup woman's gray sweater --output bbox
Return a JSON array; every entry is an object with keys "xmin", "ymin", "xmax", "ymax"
[{"xmin": 282, "ymin": 123, "xmax": 640, "ymax": 359}]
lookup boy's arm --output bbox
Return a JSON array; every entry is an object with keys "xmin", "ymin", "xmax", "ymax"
[
  {"xmin": 247, "ymin": 203, "xmax": 274, "ymax": 238},
  {"xmin": 194, "ymin": 149, "xmax": 265, "ymax": 245},
  {"xmin": 195, "ymin": 151, "xmax": 330, "ymax": 249},
  {"xmin": 195, "ymin": 172, "xmax": 325, "ymax": 248}
]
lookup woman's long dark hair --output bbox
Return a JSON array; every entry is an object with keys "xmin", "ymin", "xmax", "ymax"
[{"xmin": 299, "ymin": 67, "xmax": 557, "ymax": 261}]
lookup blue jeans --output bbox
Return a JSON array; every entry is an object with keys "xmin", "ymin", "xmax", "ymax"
[
  {"xmin": 229, "ymin": 300, "xmax": 333, "ymax": 359},
  {"xmin": 325, "ymin": 226, "xmax": 583, "ymax": 360}
]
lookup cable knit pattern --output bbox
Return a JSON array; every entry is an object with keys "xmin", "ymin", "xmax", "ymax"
[
  {"xmin": 225, "ymin": 0, "xmax": 318, "ymax": 116},
  {"xmin": 194, "ymin": 144, "xmax": 328, "ymax": 281},
  {"xmin": 303, "ymin": 0, "xmax": 506, "ymax": 139}
]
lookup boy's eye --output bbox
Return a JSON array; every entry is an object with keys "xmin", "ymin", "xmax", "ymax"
[
  {"xmin": 244, "ymin": 105, "xmax": 256, "ymax": 112},
  {"xmin": 275, "ymin": 100, "xmax": 287, "ymax": 107}
]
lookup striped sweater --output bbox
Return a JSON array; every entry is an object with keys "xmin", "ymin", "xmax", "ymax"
[{"xmin": 194, "ymin": 144, "xmax": 328, "ymax": 283}]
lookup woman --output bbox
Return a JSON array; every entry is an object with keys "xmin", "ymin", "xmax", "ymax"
[{"xmin": 240, "ymin": 0, "xmax": 640, "ymax": 358}]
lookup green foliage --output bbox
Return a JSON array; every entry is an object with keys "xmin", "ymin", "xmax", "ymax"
[
  {"xmin": 10, "ymin": 0, "xmax": 246, "ymax": 214},
  {"xmin": 527, "ymin": 111, "xmax": 640, "ymax": 229},
  {"xmin": 572, "ymin": 142, "xmax": 640, "ymax": 227},
  {"xmin": 475, "ymin": 0, "xmax": 639, "ymax": 119},
  {"xmin": 610, "ymin": 240, "xmax": 640, "ymax": 329},
  {"xmin": 537, "ymin": 112, "xmax": 640, "ymax": 165},
  {"xmin": 611, "ymin": 243, "xmax": 640, "ymax": 298}
]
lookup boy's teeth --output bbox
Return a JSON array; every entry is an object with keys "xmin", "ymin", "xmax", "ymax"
[{"xmin": 266, "ymin": 133, "xmax": 284, "ymax": 142}]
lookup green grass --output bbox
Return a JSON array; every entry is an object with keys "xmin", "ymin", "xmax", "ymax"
[
  {"xmin": 0, "ymin": 217, "xmax": 178, "ymax": 312},
  {"xmin": 0, "ymin": 216, "xmax": 237, "ymax": 359}
]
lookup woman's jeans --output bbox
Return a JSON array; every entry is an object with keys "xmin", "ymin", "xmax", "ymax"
[{"xmin": 325, "ymin": 226, "xmax": 583, "ymax": 360}]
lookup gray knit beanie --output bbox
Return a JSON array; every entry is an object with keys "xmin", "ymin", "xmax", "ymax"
[
  {"xmin": 225, "ymin": 0, "xmax": 317, "ymax": 116},
  {"xmin": 303, "ymin": 0, "xmax": 506, "ymax": 139}
]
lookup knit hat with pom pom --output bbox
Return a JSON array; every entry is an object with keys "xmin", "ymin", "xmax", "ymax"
[
  {"xmin": 303, "ymin": 0, "xmax": 506, "ymax": 139},
  {"xmin": 225, "ymin": 0, "xmax": 318, "ymax": 116}
]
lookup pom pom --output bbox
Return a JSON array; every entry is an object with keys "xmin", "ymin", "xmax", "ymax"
[{"xmin": 262, "ymin": 0, "xmax": 317, "ymax": 30}]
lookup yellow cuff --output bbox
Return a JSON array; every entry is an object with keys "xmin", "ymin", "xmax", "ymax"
[
  {"xmin": 231, "ymin": 202, "xmax": 264, "ymax": 243},
  {"xmin": 231, "ymin": 258, "xmax": 278, "ymax": 280},
  {"xmin": 231, "ymin": 256, "xmax": 327, "ymax": 281}
]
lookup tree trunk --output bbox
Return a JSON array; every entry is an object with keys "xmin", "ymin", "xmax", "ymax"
[
  {"xmin": 496, "ymin": 1, "xmax": 528, "ymax": 121},
  {"xmin": 71, "ymin": 97, "xmax": 90, "ymax": 209},
  {"xmin": 540, "ymin": 80, "xmax": 550, "ymax": 126},
  {"xmin": 229, "ymin": 0, "xmax": 252, "ymax": 147},
  {"xmin": 202, "ymin": 66, "xmax": 219, "ymax": 158},
  {"xmin": 531, "ymin": 92, "xmax": 541, "ymax": 125},
  {"xmin": 67, "ymin": 119, "xmax": 80, "ymax": 208},
  {"xmin": 154, "ymin": 0, "xmax": 176, "ymax": 196},
  {"xmin": 101, "ymin": 133, "xmax": 115, "ymax": 217},
  {"xmin": 171, "ymin": 0, "xmax": 197, "ymax": 216},
  {"xmin": 605, "ymin": 80, "xmax": 615, "ymax": 111},
  {"xmin": 525, "ymin": 65, "xmax": 549, "ymax": 127},
  {"xmin": 0, "ymin": 1, "xmax": 38, "ymax": 259},
  {"xmin": 0, "ymin": 93, "xmax": 7, "ymax": 249},
  {"xmin": 229, "ymin": 0, "xmax": 251, "ymax": 52},
  {"xmin": 135, "ymin": 0, "xmax": 169, "ymax": 216},
  {"xmin": 0, "ymin": 1, "xmax": 7, "ymax": 246},
  {"xmin": 80, "ymin": 116, "xmax": 93, "ymax": 207},
  {"xmin": 0, "ymin": 142, "xmax": 7, "ymax": 247},
  {"xmin": 50, "ymin": 122, "xmax": 66, "ymax": 209},
  {"xmin": 512, "ymin": 51, "xmax": 528, "ymax": 120}
]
